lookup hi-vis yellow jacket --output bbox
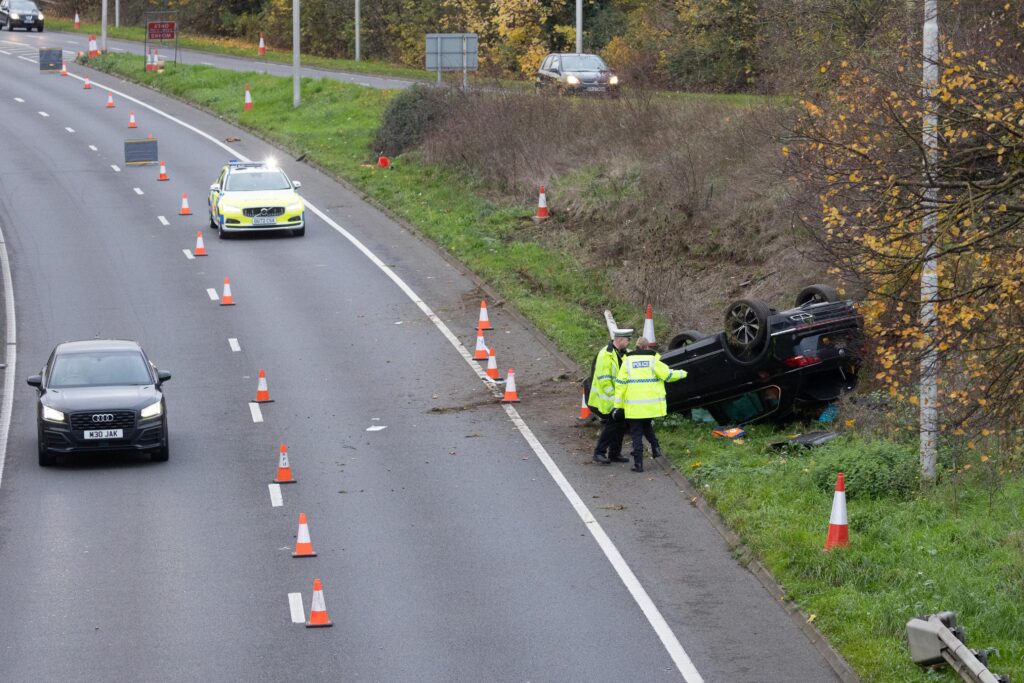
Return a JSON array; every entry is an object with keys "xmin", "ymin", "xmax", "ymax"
[
  {"xmin": 613, "ymin": 349, "xmax": 686, "ymax": 419},
  {"xmin": 588, "ymin": 342, "xmax": 623, "ymax": 414}
]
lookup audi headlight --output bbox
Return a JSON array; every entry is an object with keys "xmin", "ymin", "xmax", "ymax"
[
  {"xmin": 609, "ymin": 76, "xmax": 619, "ymax": 85},
  {"xmin": 37, "ymin": 12, "xmax": 44, "ymax": 19},
  {"xmin": 42, "ymin": 405, "xmax": 65, "ymax": 423},
  {"xmin": 566, "ymin": 75, "xmax": 580, "ymax": 85},
  {"xmin": 220, "ymin": 204, "xmax": 241, "ymax": 214},
  {"xmin": 140, "ymin": 401, "xmax": 163, "ymax": 420},
  {"xmin": 286, "ymin": 201, "xmax": 303, "ymax": 213}
]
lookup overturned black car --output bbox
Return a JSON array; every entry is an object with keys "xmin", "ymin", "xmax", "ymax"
[{"xmin": 657, "ymin": 285, "xmax": 863, "ymax": 425}]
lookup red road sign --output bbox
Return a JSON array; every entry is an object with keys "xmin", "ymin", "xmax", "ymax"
[{"xmin": 147, "ymin": 21, "xmax": 176, "ymax": 40}]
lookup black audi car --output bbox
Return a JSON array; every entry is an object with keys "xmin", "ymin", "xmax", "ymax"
[
  {"xmin": 0, "ymin": 0, "xmax": 44, "ymax": 31},
  {"xmin": 658, "ymin": 285, "xmax": 863, "ymax": 425},
  {"xmin": 28, "ymin": 340, "xmax": 171, "ymax": 466},
  {"xmin": 535, "ymin": 53, "xmax": 620, "ymax": 96}
]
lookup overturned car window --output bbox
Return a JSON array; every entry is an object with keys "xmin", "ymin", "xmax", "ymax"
[{"xmin": 696, "ymin": 386, "xmax": 782, "ymax": 425}]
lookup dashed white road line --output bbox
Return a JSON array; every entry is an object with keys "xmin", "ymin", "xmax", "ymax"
[
  {"xmin": 51, "ymin": 70, "xmax": 704, "ymax": 682},
  {"xmin": 88, "ymin": 144, "xmax": 98, "ymax": 151},
  {"xmin": 110, "ymin": 164, "xmax": 121, "ymax": 172},
  {"xmin": 133, "ymin": 187, "xmax": 144, "ymax": 195},
  {"xmin": 65, "ymin": 127, "xmax": 75, "ymax": 133},
  {"xmin": 0, "ymin": 223, "xmax": 17, "ymax": 489},
  {"xmin": 228, "ymin": 338, "xmax": 241, "ymax": 352},
  {"xmin": 37, "ymin": 111, "xmax": 48, "ymax": 117},
  {"xmin": 287, "ymin": 593, "xmax": 304, "ymax": 623},
  {"xmin": 13, "ymin": 97, "xmax": 23, "ymax": 103},
  {"xmin": 182, "ymin": 249, "xmax": 194, "ymax": 260},
  {"xmin": 157, "ymin": 215, "xmax": 169, "ymax": 226},
  {"xmin": 205, "ymin": 288, "xmax": 218, "ymax": 301},
  {"xmin": 65, "ymin": 40, "xmax": 77, "ymax": 45},
  {"xmin": 268, "ymin": 483, "xmax": 283, "ymax": 507},
  {"xmin": 17, "ymin": 56, "xmax": 36, "ymax": 64},
  {"xmin": 0, "ymin": 49, "xmax": 10, "ymax": 55}
]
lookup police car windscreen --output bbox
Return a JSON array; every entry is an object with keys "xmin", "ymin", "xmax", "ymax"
[{"xmin": 225, "ymin": 171, "xmax": 291, "ymax": 192}]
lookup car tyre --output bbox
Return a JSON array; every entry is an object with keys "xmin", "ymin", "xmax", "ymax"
[
  {"xmin": 218, "ymin": 225, "xmax": 231, "ymax": 240},
  {"xmin": 291, "ymin": 227, "xmax": 305, "ymax": 237},
  {"xmin": 38, "ymin": 442, "xmax": 56, "ymax": 467},
  {"xmin": 724, "ymin": 298, "xmax": 771, "ymax": 360},
  {"xmin": 667, "ymin": 330, "xmax": 707, "ymax": 351},
  {"xmin": 795, "ymin": 284, "xmax": 840, "ymax": 307},
  {"xmin": 151, "ymin": 445, "xmax": 169, "ymax": 462},
  {"xmin": 6, "ymin": 20, "xmax": 12, "ymax": 31},
  {"xmin": 37, "ymin": 26, "xmax": 43, "ymax": 32}
]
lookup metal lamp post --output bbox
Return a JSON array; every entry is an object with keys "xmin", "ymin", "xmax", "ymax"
[
  {"xmin": 293, "ymin": 0, "xmax": 300, "ymax": 107},
  {"xmin": 576, "ymin": 0, "xmax": 582, "ymax": 53}
]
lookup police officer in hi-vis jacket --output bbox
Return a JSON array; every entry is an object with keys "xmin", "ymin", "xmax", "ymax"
[{"xmin": 587, "ymin": 328, "xmax": 633, "ymax": 465}]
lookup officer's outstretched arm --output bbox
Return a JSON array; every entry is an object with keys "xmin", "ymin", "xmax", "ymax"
[{"xmin": 655, "ymin": 360, "xmax": 687, "ymax": 383}]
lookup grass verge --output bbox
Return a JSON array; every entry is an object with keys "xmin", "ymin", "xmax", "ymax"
[{"xmin": 84, "ymin": 53, "xmax": 1023, "ymax": 682}]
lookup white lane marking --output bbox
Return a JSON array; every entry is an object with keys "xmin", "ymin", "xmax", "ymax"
[
  {"xmin": 206, "ymin": 288, "xmax": 219, "ymax": 301},
  {"xmin": 366, "ymin": 425, "xmax": 387, "ymax": 432},
  {"xmin": 269, "ymin": 483, "xmax": 283, "ymax": 508},
  {"xmin": 37, "ymin": 111, "xmax": 48, "ymax": 117},
  {"xmin": 17, "ymin": 56, "xmax": 36, "ymax": 64},
  {"xmin": 0, "ymin": 224, "xmax": 17, "ymax": 489},
  {"xmin": 133, "ymin": 187, "xmax": 144, "ymax": 195},
  {"xmin": 228, "ymin": 338, "xmax": 241, "ymax": 352},
  {"xmin": 12, "ymin": 97, "xmax": 23, "ymax": 102},
  {"xmin": 110, "ymin": 164, "xmax": 121, "ymax": 172},
  {"xmin": 64, "ymin": 126, "xmax": 75, "ymax": 133},
  {"xmin": 157, "ymin": 215, "xmax": 169, "ymax": 226},
  {"xmin": 88, "ymin": 145, "xmax": 98, "ymax": 151},
  {"xmin": 77, "ymin": 81, "xmax": 703, "ymax": 682},
  {"xmin": 183, "ymin": 249, "xmax": 194, "ymax": 260},
  {"xmin": 287, "ymin": 593, "xmax": 304, "ymax": 623},
  {"xmin": 0, "ymin": 49, "xmax": 10, "ymax": 55},
  {"xmin": 65, "ymin": 40, "xmax": 76, "ymax": 45}
]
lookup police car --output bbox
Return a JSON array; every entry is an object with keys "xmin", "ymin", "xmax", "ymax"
[{"xmin": 208, "ymin": 160, "xmax": 305, "ymax": 238}]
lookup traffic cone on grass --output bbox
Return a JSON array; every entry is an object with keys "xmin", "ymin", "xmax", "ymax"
[
  {"xmin": 220, "ymin": 277, "xmax": 235, "ymax": 305},
  {"xmin": 643, "ymin": 304, "xmax": 657, "ymax": 346},
  {"xmin": 824, "ymin": 472, "xmax": 849, "ymax": 550},
  {"xmin": 243, "ymin": 83, "xmax": 253, "ymax": 111},
  {"xmin": 193, "ymin": 231, "xmax": 207, "ymax": 256},
  {"xmin": 534, "ymin": 185, "xmax": 549, "ymax": 221},
  {"xmin": 476, "ymin": 299, "xmax": 493, "ymax": 331},
  {"xmin": 88, "ymin": 35, "xmax": 98, "ymax": 58},
  {"xmin": 502, "ymin": 368, "xmax": 520, "ymax": 403},
  {"xmin": 180, "ymin": 193, "xmax": 193, "ymax": 216},
  {"xmin": 292, "ymin": 513, "xmax": 317, "ymax": 557},
  {"xmin": 74, "ymin": 12, "xmax": 80, "ymax": 29},
  {"xmin": 485, "ymin": 347, "xmax": 500, "ymax": 380},
  {"xmin": 306, "ymin": 579, "xmax": 333, "ymax": 628},
  {"xmin": 473, "ymin": 329, "xmax": 489, "ymax": 360},
  {"xmin": 258, "ymin": 33, "xmax": 266, "ymax": 57},
  {"xmin": 273, "ymin": 443, "xmax": 295, "ymax": 483},
  {"xmin": 255, "ymin": 369, "xmax": 272, "ymax": 402}
]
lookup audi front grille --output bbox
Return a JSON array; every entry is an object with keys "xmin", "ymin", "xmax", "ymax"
[{"xmin": 69, "ymin": 411, "xmax": 137, "ymax": 431}]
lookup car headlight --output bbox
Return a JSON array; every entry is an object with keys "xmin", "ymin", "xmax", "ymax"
[
  {"xmin": 37, "ymin": 12, "xmax": 44, "ymax": 19},
  {"xmin": 42, "ymin": 405, "xmax": 64, "ymax": 423},
  {"xmin": 566, "ymin": 75, "xmax": 580, "ymax": 85},
  {"xmin": 10, "ymin": 13, "xmax": 19, "ymax": 19},
  {"xmin": 220, "ymin": 204, "xmax": 241, "ymax": 214},
  {"xmin": 609, "ymin": 76, "xmax": 619, "ymax": 85},
  {"xmin": 140, "ymin": 401, "xmax": 163, "ymax": 420},
  {"xmin": 286, "ymin": 201, "xmax": 303, "ymax": 213}
]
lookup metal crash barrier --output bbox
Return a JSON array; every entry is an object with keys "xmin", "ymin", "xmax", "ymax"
[{"xmin": 906, "ymin": 612, "xmax": 1010, "ymax": 682}]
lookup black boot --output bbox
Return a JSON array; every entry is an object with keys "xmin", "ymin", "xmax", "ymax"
[
  {"xmin": 631, "ymin": 461, "xmax": 644, "ymax": 473},
  {"xmin": 609, "ymin": 452, "xmax": 629, "ymax": 463},
  {"xmin": 651, "ymin": 446, "xmax": 663, "ymax": 459},
  {"xmin": 593, "ymin": 453, "xmax": 611, "ymax": 465}
]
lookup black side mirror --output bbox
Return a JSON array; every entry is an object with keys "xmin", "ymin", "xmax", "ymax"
[
  {"xmin": 157, "ymin": 371, "xmax": 172, "ymax": 384},
  {"xmin": 26, "ymin": 375, "xmax": 42, "ymax": 388}
]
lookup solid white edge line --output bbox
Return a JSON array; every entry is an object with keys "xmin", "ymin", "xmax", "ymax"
[
  {"xmin": 157, "ymin": 215, "xmax": 169, "ymax": 226},
  {"xmin": 73, "ymin": 77, "xmax": 703, "ymax": 682},
  {"xmin": 183, "ymin": 249, "xmax": 194, "ymax": 260},
  {"xmin": 268, "ymin": 483, "xmax": 283, "ymax": 508},
  {"xmin": 0, "ymin": 224, "xmax": 17, "ymax": 489},
  {"xmin": 287, "ymin": 592, "xmax": 304, "ymax": 623},
  {"xmin": 228, "ymin": 338, "xmax": 241, "ymax": 352},
  {"xmin": 133, "ymin": 187, "xmax": 144, "ymax": 195},
  {"xmin": 205, "ymin": 288, "xmax": 218, "ymax": 301}
]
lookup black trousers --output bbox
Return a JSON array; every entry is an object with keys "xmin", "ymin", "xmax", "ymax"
[
  {"xmin": 593, "ymin": 411, "xmax": 626, "ymax": 458},
  {"xmin": 628, "ymin": 418, "xmax": 659, "ymax": 465}
]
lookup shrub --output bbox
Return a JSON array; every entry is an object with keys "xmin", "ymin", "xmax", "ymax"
[
  {"xmin": 373, "ymin": 85, "xmax": 457, "ymax": 158},
  {"xmin": 811, "ymin": 440, "xmax": 919, "ymax": 500}
]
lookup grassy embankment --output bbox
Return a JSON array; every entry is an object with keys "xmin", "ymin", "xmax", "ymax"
[{"xmin": 84, "ymin": 53, "xmax": 1023, "ymax": 683}]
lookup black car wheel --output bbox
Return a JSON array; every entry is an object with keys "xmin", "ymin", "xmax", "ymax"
[
  {"xmin": 291, "ymin": 227, "xmax": 305, "ymax": 237},
  {"xmin": 724, "ymin": 298, "xmax": 771, "ymax": 360},
  {"xmin": 37, "ymin": 434, "xmax": 56, "ymax": 467},
  {"xmin": 218, "ymin": 226, "xmax": 231, "ymax": 240},
  {"xmin": 6, "ymin": 20, "xmax": 12, "ymax": 31},
  {"xmin": 36, "ymin": 25, "xmax": 42, "ymax": 32},
  {"xmin": 667, "ymin": 330, "xmax": 707, "ymax": 351},
  {"xmin": 795, "ymin": 284, "xmax": 840, "ymax": 307}
]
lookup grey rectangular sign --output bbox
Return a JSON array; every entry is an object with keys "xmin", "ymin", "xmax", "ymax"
[
  {"xmin": 425, "ymin": 33, "xmax": 478, "ymax": 71},
  {"xmin": 38, "ymin": 48, "xmax": 61, "ymax": 72},
  {"xmin": 124, "ymin": 138, "xmax": 159, "ymax": 165}
]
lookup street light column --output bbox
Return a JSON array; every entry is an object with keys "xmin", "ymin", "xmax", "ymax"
[{"xmin": 293, "ymin": 0, "xmax": 300, "ymax": 107}]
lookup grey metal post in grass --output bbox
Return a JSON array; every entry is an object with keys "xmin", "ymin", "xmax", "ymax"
[
  {"xmin": 355, "ymin": 0, "xmax": 361, "ymax": 61},
  {"xmin": 576, "ymin": 0, "xmax": 583, "ymax": 53},
  {"xmin": 292, "ymin": 0, "xmax": 300, "ymax": 108},
  {"xmin": 920, "ymin": 0, "xmax": 939, "ymax": 481},
  {"xmin": 101, "ymin": 0, "xmax": 107, "ymax": 52},
  {"xmin": 115, "ymin": 0, "xmax": 119, "ymax": 28}
]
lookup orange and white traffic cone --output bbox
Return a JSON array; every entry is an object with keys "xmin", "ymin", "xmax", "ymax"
[
  {"xmin": 105, "ymin": 91, "xmax": 115, "ymax": 108},
  {"xmin": 194, "ymin": 231, "xmax": 207, "ymax": 256},
  {"xmin": 60, "ymin": 60, "xmax": 68, "ymax": 76},
  {"xmin": 502, "ymin": 368, "xmax": 520, "ymax": 403},
  {"xmin": 74, "ymin": 12, "xmax": 80, "ymax": 29},
  {"xmin": 579, "ymin": 390, "xmax": 591, "ymax": 420},
  {"xmin": 476, "ymin": 299, "xmax": 493, "ymax": 331},
  {"xmin": 255, "ymin": 368, "xmax": 272, "ymax": 402},
  {"xmin": 306, "ymin": 579, "xmax": 333, "ymax": 628},
  {"xmin": 643, "ymin": 304, "xmax": 657, "ymax": 346},
  {"xmin": 273, "ymin": 443, "xmax": 296, "ymax": 483},
  {"xmin": 83, "ymin": 77, "xmax": 91, "ymax": 90},
  {"xmin": 145, "ymin": 49, "xmax": 153, "ymax": 72},
  {"xmin": 258, "ymin": 33, "xmax": 266, "ymax": 57},
  {"xmin": 128, "ymin": 111, "xmax": 137, "ymax": 128},
  {"xmin": 154, "ymin": 48, "xmax": 161, "ymax": 71},
  {"xmin": 220, "ymin": 277, "xmax": 235, "ymax": 305},
  {"xmin": 292, "ymin": 513, "xmax": 317, "ymax": 558},
  {"xmin": 824, "ymin": 472, "xmax": 849, "ymax": 550},
  {"xmin": 88, "ymin": 35, "xmax": 98, "ymax": 58},
  {"xmin": 535, "ymin": 185, "xmax": 549, "ymax": 221},
  {"xmin": 243, "ymin": 83, "xmax": 253, "ymax": 112},
  {"xmin": 157, "ymin": 160, "xmax": 169, "ymax": 181},
  {"xmin": 180, "ymin": 193, "xmax": 193, "ymax": 216},
  {"xmin": 485, "ymin": 347, "xmax": 500, "ymax": 380},
  {"xmin": 472, "ymin": 329, "xmax": 489, "ymax": 360}
]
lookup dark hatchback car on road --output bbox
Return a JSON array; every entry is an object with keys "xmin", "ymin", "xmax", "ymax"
[
  {"xmin": 0, "ymin": 0, "xmax": 44, "ymax": 31},
  {"xmin": 658, "ymin": 285, "xmax": 863, "ymax": 425},
  {"xmin": 535, "ymin": 53, "xmax": 619, "ymax": 96},
  {"xmin": 28, "ymin": 340, "xmax": 171, "ymax": 466}
]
